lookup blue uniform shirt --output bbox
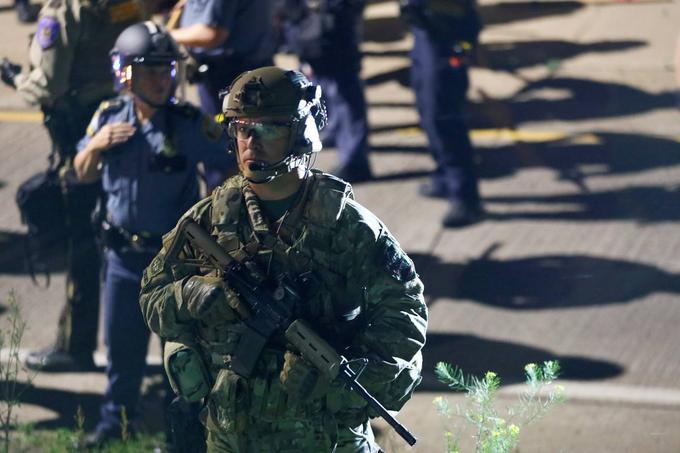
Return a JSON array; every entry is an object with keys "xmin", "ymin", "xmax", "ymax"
[
  {"xmin": 78, "ymin": 94, "xmax": 232, "ymax": 235},
  {"xmin": 179, "ymin": 0, "xmax": 275, "ymax": 62}
]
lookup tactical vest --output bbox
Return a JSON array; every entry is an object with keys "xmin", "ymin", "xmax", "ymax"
[
  {"xmin": 197, "ymin": 171, "xmax": 366, "ymax": 426},
  {"xmin": 69, "ymin": 0, "xmax": 146, "ymax": 105}
]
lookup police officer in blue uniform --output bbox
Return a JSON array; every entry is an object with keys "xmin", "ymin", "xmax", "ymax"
[
  {"xmin": 401, "ymin": 0, "xmax": 484, "ymax": 226},
  {"xmin": 169, "ymin": 0, "xmax": 276, "ymax": 190},
  {"xmin": 73, "ymin": 21, "xmax": 232, "ymax": 447},
  {"xmin": 170, "ymin": 0, "xmax": 276, "ymax": 116},
  {"xmin": 278, "ymin": 0, "xmax": 372, "ymax": 183}
]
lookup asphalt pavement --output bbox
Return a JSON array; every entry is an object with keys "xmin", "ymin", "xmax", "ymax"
[{"xmin": 1, "ymin": 1, "xmax": 680, "ymax": 451}]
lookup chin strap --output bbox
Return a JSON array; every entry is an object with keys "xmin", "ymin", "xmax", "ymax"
[{"xmin": 245, "ymin": 153, "xmax": 309, "ymax": 184}]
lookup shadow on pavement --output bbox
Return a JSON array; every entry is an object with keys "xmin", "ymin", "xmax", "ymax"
[
  {"xmin": 369, "ymin": 132, "xmax": 680, "ymax": 187},
  {"xmin": 369, "ymin": 122, "xmax": 421, "ymax": 135},
  {"xmin": 486, "ymin": 185, "xmax": 680, "ymax": 224},
  {"xmin": 411, "ymin": 250, "xmax": 680, "ymax": 309},
  {"xmin": 477, "ymin": 132, "xmax": 680, "ymax": 182},
  {"xmin": 363, "ymin": 16, "xmax": 409, "ymax": 44},
  {"xmin": 362, "ymin": 1, "xmax": 584, "ymax": 44},
  {"xmin": 364, "ymin": 39, "xmax": 645, "ymax": 87},
  {"xmin": 4, "ymin": 365, "xmax": 167, "ymax": 432},
  {"xmin": 365, "ymin": 65, "xmax": 410, "ymax": 88},
  {"xmin": 367, "ymin": 76, "xmax": 674, "ymax": 130},
  {"xmin": 471, "ymin": 77, "xmax": 677, "ymax": 127},
  {"xmin": 3, "ymin": 379, "xmax": 102, "ymax": 431},
  {"xmin": 480, "ymin": 1, "xmax": 583, "ymax": 27},
  {"xmin": 369, "ymin": 169, "xmax": 431, "ymax": 183},
  {"xmin": 480, "ymin": 39, "xmax": 646, "ymax": 72},
  {"xmin": 419, "ymin": 333, "xmax": 623, "ymax": 391}
]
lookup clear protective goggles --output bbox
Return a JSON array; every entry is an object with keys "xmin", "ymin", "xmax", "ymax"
[{"xmin": 227, "ymin": 119, "xmax": 291, "ymax": 141}]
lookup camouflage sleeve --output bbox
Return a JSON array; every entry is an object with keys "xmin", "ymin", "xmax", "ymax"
[
  {"xmin": 339, "ymin": 201, "xmax": 428, "ymax": 412},
  {"xmin": 14, "ymin": 0, "xmax": 77, "ymax": 106},
  {"xmin": 139, "ymin": 197, "xmax": 214, "ymax": 341}
]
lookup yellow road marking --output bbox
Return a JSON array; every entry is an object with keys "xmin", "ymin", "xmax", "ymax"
[{"xmin": 0, "ymin": 110, "xmax": 43, "ymax": 122}]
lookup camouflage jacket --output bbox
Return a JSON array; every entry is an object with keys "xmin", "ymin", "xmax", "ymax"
[{"xmin": 139, "ymin": 171, "xmax": 428, "ymax": 427}]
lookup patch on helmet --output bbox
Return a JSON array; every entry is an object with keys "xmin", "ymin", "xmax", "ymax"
[
  {"xmin": 36, "ymin": 16, "xmax": 60, "ymax": 50},
  {"xmin": 201, "ymin": 115, "xmax": 223, "ymax": 142},
  {"xmin": 235, "ymin": 77, "xmax": 268, "ymax": 108},
  {"xmin": 381, "ymin": 237, "xmax": 416, "ymax": 282}
]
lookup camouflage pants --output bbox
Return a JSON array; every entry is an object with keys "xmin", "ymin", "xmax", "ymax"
[
  {"xmin": 201, "ymin": 367, "xmax": 381, "ymax": 452},
  {"xmin": 204, "ymin": 418, "xmax": 381, "ymax": 453}
]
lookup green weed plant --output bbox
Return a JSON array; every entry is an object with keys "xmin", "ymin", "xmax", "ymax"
[{"xmin": 433, "ymin": 360, "xmax": 565, "ymax": 453}]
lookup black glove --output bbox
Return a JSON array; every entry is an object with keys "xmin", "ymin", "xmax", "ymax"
[
  {"xmin": 182, "ymin": 275, "xmax": 236, "ymax": 321},
  {"xmin": 1, "ymin": 58, "xmax": 22, "ymax": 89},
  {"xmin": 279, "ymin": 351, "xmax": 330, "ymax": 403}
]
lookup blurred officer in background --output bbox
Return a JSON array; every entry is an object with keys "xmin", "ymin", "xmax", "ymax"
[
  {"xmin": 277, "ymin": 0, "xmax": 372, "ymax": 183},
  {"xmin": 15, "ymin": 0, "xmax": 38, "ymax": 23},
  {"xmin": 169, "ymin": 0, "xmax": 276, "ymax": 190},
  {"xmin": 0, "ymin": 0, "xmax": 148, "ymax": 372},
  {"xmin": 72, "ymin": 21, "xmax": 231, "ymax": 447},
  {"xmin": 401, "ymin": 0, "xmax": 484, "ymax": 227}
]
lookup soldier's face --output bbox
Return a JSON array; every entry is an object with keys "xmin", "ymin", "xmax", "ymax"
[
  {"xmin": 234, "ymin": 117, "xmax": 292, "ymax": 175},
  {"xmin": 132, "ymin": 63, "xmax": 175, "ymax": 105}
]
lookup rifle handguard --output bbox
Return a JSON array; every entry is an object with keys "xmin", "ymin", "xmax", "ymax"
[{"xmin": 285, "ymin": 319, "xmax": 342, "ymax": 382}]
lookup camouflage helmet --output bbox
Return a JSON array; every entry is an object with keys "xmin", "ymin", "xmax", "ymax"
[{"xmin": 221, "ymin": 67, "xmax": 327, "ymax": 183}]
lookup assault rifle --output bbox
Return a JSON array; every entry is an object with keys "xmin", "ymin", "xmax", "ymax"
[{"xmin": 166, "ymin": 217, "xmax": 417, "ymax": 446}]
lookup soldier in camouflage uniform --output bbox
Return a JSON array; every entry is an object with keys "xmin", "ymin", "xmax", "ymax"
[
  {"xmin": 0, "ymin": 0, "xmax": 148, "ymax": 371},
  {"xmin": 139, "ymin": 66, "xmax": 428, "ymax": 452}
]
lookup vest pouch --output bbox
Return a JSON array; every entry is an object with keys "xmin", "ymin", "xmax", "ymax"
[
  {"xmin": 164, "ymin": 341, "xmax": 212, "ymax": 402},
  {"xmin": 208, "ymin": 368, "xmax": 250, "ymax": 434}
]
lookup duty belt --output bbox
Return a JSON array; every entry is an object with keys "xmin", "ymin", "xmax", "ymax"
[{"xmin": 100, "ymin": 220, "xmax": 162, "ymax": 253}]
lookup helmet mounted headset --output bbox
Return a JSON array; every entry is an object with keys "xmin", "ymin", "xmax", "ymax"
[
  {"xmin": 110, "ymin": 21, "xmax": 183, "ymax": 108},
  {"xmin": 221, "ymin": 66, "xmax": 327, "ymax": 184}
]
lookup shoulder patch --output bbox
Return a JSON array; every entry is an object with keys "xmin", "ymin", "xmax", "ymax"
[
  {"xmin": 201, "ymin": 114, "xmax": 224, "ymax": 142},
  {"xmin": 380, "ymin": 236, "xmax": 416, "ymax": 283},
  {"xmin": 86, "ymin": 98, "xmax": 125, "ymax": 136},
  {"xmin": 36, "ymin": 16, "xmax": 60, "ymax": 50}
]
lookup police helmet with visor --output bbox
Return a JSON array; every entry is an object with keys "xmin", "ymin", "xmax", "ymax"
[
  {"xmin": 110, "ymin": 21, "xmax": 183, "ymax": 106},
  {"xmin": 221, "ymin": 66, "xmax": 327, "ymax": 183}
]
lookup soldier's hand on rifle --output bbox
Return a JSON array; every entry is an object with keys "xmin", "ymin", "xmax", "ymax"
[
  {"xmin": 280, "ymin": 351, "xmax": 330, "ymax": 402},
  {"xmin": 1, "ymin": 58, "xmax": 22, "ymax": 88},
  {"xmin": 182, "ymin": 275, "xmax": 239, "ymax": 321},
  {"xmin": 90, "ymin": 122, "xmax": 136, "ymax": 153}
]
